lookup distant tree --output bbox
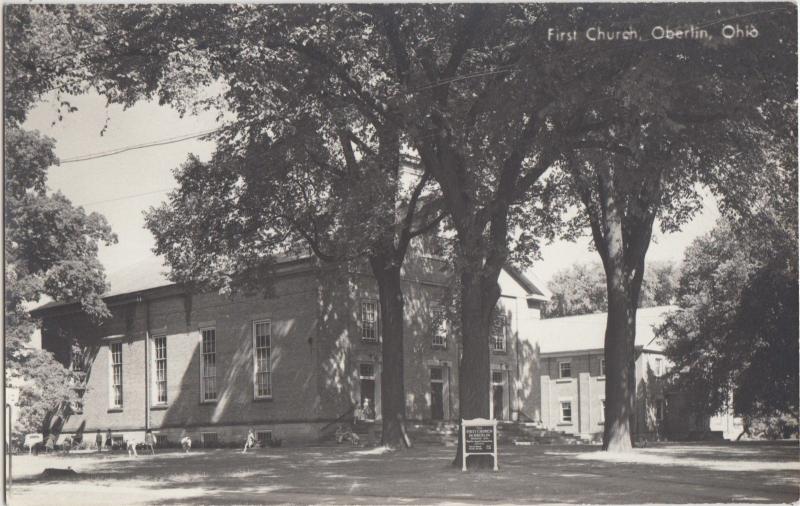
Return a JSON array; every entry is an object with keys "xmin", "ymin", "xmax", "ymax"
[
  {"xmin": 544, "ymin": 263, "xmax": 608, "ymax": 318},
  {"xmin": 641, "ymin": 262, "xmax": 679, "ymax": 308},
  {"xmin": 4, "ymin": 6, "xmax": 117, "ymax": 435},
  {"xmin": 544, "ymin": 261, "xmax": 677, "ymax": 318}
]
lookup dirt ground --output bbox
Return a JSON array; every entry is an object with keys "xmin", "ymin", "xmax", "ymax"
[{"xmin": 6, "ymin": 441, "xmax": 799, "ymax": 505}]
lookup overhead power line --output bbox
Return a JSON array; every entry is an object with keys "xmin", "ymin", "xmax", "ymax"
[
  {"xmin": 79, "ymin": 188, "xmax": 174, "ymax": 207},
  {"xmin": 59, "ymin": 128, "xmax": 220, "ymax": 164}
]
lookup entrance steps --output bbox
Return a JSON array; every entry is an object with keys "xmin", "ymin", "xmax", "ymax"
[
  {"xmin": 496, "ymin": 420, "xmax": 585, "ymax": 445},
  {"xmin": 316, "ymin": 420, "xmax": 587, "ymax": 446}
]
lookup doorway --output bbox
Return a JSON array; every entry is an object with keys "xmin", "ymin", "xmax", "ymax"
[
  {"xmin": 491, "ymin": 370, "xmax": 506, "ymax": 420},
  {"xmin": 359, "ymin": 363, "xmax": 376, "ymax": 420},
  {"xmin": 430, "ymin": 366, "xmax": 444, "ymax": 420}
]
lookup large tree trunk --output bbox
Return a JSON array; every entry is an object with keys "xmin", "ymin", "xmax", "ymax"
[
  {"xmin": 452, "ymin": 264, "xmax": 501, "ymax": 468},
  {"xmin": 602, "ymin": 269, "xmax": 637, "ymax": 452},
  {"xmin": 370, "ymin": 257, "xmax": 408, "ymax": 449}
]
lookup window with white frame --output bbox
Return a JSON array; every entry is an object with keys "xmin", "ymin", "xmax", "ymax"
[
  {"xmin": 253, "ymin": 320, "xmax": 272, "ymax": 399},
  {"xmin": 600, "ymin": 358, "xmax": 606, "ymax": 377},
  {"xmin": 200, "ymin": 328, "xmax": 217, "ymax": 402},
  {"xmin": 559, "ymin": 360, "xmax": 572, "ymax": 379},
  {"xmin": 360, "ymin": 301, "xmax": 379, "ymax": 342},
  {"xmin": 654, "ymin": 357, "xmax": 664, "ymax": 377},
  {"xmin": 432, "ymin": 308, "xmax": 447, "ymax": 348},
  {"xmin": 560, "ymin": 400, "xmax": 572, "ymax": 423},
  {"xmin": 110, "ymin": 342, "xmax": 123, "ymax": 408},
  {"xmin": 491, "ymin": 314, "xmax": 507, "ymax": 351},
  {"xmin": 600, "ymin": 399, "xmax": 606, "ymax": 424},
  {"xmin": 153, "ymin": 336, "xmax": 167, "ymax": 404}
]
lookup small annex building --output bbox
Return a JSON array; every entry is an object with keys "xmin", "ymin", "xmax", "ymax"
[
  {"xmin": 528, "ymin": 306, "xmax": 676, "ymax": 441},
  {"xmin": 31, "ymin": 251, "xmax": 552, "ymax": 447}
]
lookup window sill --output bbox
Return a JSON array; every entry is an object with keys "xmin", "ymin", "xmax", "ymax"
[
  {"xmin": 557, "ymin": 422, "xmax": 572, "ymax": 426},
  {"xmin": 597, "ymin": 376, "xmax": 606, "ymax": 381},
  {"xmin": 361, "ymin": 339, "xmax": 380, "ymax": 344},
  {"xmin": 491, "ymin": 349, "xmax": 508, "ymax": 354},
  {"xmin": 253, "ymin": 396, "xmax": 273, "ymax": 402},
  {"xmin": 150, "ymin": 404, "xmax": 169, "ymax": 411},
  {"xmin": 107, "ymin": 408, "xmax": 123, "ymax": 413},
  {"xmin": 598, "ymin": 422, "xmax": 605, "ymax": 426},
  {"xmin": 432, "ymin": 345, "xmax": 447, "ymax": 350},
  {"xmin": 556, "ymin": 378, "xmax": 573, "ymax": 383},
  {"xmin": 200, "ymin": 400, "xmax": 218, "ymax": 405}
]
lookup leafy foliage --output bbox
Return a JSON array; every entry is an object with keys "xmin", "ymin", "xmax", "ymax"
[
  {"xmin": 659, "ymin": 216, "xmax": 798, "ymax": 422},
  {"xmin": 4, "ymin": 7, "xmax": 117, "ymax": 435}
]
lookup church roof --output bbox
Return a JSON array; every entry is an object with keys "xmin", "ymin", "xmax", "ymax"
[{"xmin": 32, "ymin": 254, "xmax": 549, "ymax": 314}]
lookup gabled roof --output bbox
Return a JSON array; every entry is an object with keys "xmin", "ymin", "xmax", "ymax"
[
  {"xmin": 502, "ymin": 265, "xmax": 552, "ymax": 302},
  {"xmin": 533, "ymin": 305, "xmax": 678, "ymax": 355}
]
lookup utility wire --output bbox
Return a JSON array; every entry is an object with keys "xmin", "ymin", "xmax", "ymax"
[
  {"xmin": 79, "ymin": 188, "xmax": 174, "ymax": 207},
  {"xmin": 59, "ymin": 128, "xmax": 220, "ymax": 164}
]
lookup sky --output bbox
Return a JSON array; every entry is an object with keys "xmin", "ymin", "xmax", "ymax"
[{"xmin": 23, "ymin": 91, "xmax": 721, "ymax": 285}]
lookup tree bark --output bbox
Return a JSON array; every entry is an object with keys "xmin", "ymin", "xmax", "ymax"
[
  {"xmin": 452, "ymin": 256, "xmax": 502, "ymax": 468},
  {"xmin": 602, "ymin": 267, "xmax": 637, "ymax": 452},
  {"xmin": 369, "ymin": 256, "xmax": 408, "ymax": 449}
]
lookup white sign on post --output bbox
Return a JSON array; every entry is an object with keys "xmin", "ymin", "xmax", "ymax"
[{"xmin": 461, "ymin": 418, "xmax": 498, "ymax": 471}]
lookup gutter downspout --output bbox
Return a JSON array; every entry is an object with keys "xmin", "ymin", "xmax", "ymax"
[{"xmin": 142, "ymin": 296, "xmax": 151, "ymax": 431}]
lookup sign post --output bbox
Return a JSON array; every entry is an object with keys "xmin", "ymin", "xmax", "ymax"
[{"xmin": 461, "ymin": 418, "xmax": 498, "ymax": 471}]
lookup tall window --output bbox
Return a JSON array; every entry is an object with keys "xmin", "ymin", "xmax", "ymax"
[
  {"xmin": 559, "ymin": 361, "xmax": 572, "ymax": 379},
  {"xmin": 654, "ymin": 357, "xmax": 664, "ymax": 377},
  {"xmin": 153, "ymin": 336, "xmax": 167, "ymax": 404},
  {"xmin": 600, "ymin": 399, "xmax": 606, "ymax": 423},
  {"xmin": 491, "ymin": 314, "xmax": 507, "ymax": 351},
  {"xmin": 201, "ymin": 329, "xmax": 217, "ymax": 402},
  {"xmin": 253, "ymin": 320, "xmax": 272, "ymax": 399},
  {"xmin": 600, "ymin": 358, "xmax": 606, "ymax": 377},
  {"xmin": 360, "ymin": 301, "xmax": 379, "ymax": 342},
  {"xmin": 110, "ymin": 342, "xmax": 123, "ymax": 408},
  {"xmin": 560, "ymin": 401, "xmax": 572, "ymax": 423},
  {"xmin": 70, "ymin": 346, "xmax": 86, "ymax": 414},
  {"xmin": 432, "ymin": 308, "xmax": 447, "ymax": 348}
]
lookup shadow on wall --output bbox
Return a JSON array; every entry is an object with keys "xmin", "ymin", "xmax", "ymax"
[
  {"xmin": 401, "ymin": 277, "xmax": 453, "ymax": 421},
  {"xmin": 516, "ymin": 338, "xmax": 540, "ymax": 422},
  {"xmin": 318, "ymin": 265, "xmax": 359, "ymax": 418},
  {"xmin": 635, "ymin": 362, "xmax": 669, "ymax": 441},
  {"xmin": 157, "ymin": 272, "xmax": 327, "ymax": 441}
]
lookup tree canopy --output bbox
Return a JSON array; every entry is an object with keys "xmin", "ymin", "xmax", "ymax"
[{"xmin": 4, "ymin": 5, "xmax": 118, "ymax": 436}]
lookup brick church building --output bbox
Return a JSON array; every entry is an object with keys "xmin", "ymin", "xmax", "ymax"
[{"xmin": 32, "ymin": 249, "xmax": 553, "ymax": 446}]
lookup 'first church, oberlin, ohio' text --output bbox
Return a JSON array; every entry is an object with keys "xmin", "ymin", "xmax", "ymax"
[{"xmin": 548, "ymin": 24, "xmax": 759, "ymax": 42}]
